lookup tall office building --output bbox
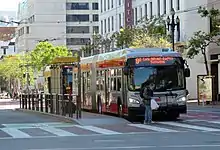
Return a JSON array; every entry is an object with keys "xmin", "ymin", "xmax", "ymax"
[{"xmin": 15, "ymin": 0, "xmax": 99, "ymax": 54}]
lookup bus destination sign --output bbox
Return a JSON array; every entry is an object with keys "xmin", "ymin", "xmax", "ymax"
[{"xmin": 135, "ymin": 57, "xmax": 174, "ymax": 65}]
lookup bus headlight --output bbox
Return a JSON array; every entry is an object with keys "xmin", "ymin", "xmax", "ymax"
[
  {"xmin": 129, "ymin": 98, "xmax": 140, "ymax": 104},
  {"xmin": 178, "ymin": 97, "xmax": 186, "ymax": 102}
]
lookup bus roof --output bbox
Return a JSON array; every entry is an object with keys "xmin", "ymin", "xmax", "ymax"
[{"xmin": 80, "ymin": 48, "xmax": 182, "ymax": 64}]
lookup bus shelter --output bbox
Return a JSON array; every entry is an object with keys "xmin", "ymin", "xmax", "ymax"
[{"xmin": 43, "ymin": 56, "xmax": 80, "ymax": 115}]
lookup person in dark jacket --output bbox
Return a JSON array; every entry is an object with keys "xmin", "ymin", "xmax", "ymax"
[{"xmin": 140, "ymin": 82, "xmax": 154, "ymax": 124}]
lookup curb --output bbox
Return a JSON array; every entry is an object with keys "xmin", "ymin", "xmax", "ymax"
[{"xmin": 15, "ymin": 108, "xmax": 80, "ymax": 124}]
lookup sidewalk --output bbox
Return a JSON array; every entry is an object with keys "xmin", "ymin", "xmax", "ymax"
[
  {"xmin": 16, "ymin": 107, "xmax": 130, "ymax": 126},
  {"xmin": 187, "ymin": 100, "xmax": 220, "ymax": 108}
]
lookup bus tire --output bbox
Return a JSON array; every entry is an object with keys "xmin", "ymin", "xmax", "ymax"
[
  {"xmin": 167, "ymin": 111, "xmax": 180, "ymax": 120},
  {"xmin": 117, "ymin": 98, "xmax": 123, "ymax": 117},
  {"xmin": 97, "ymin": 96, "xmax": 102, "ymax": 114}
]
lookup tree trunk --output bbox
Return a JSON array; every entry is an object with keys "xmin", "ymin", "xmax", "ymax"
[{"xmin": 202, "ymin": 51, "xmax": 209, "ymax": 75}]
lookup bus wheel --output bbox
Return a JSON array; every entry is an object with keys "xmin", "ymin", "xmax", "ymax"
[
  {"xmin": 167, "ymin": 111, "xmax": 180, "ymax": 120},
  {"xmin": 117, "ymin": 99, "xmax": 123, "ymax": 117},
  {"xmin": 97, "ymin": 96, "xmax": 102, "ymax": 114}
]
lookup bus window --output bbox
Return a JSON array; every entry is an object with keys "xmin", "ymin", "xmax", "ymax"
[
  {"xmin": 117, "ymin": 78, "xmax": 121, "ymax": 91},
  {"xmin": 113, "ymin": 78, "xmax": 117, "ymax": 91}
]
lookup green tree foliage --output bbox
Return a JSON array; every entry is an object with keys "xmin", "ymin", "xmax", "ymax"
[
  {"xmin": 187, "ymin": 7, "xmax": 220, "ymax": 74},
  {"xmin": 111, "ymin": 16, "xmax": 170, "ymax": 49},
  {"xmin": 30, "ymin": 42, "xmax": 71, "ymax": 71},
  {"xmin": 111, "ymin": 27, "xmax": 135, "ymax": 48}
]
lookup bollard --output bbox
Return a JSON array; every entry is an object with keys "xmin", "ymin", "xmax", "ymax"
[
  {"xmin": 36, "ymin": 94, "xmax": 39, "ymax": 111},
  {"xmin": 40, "ymin": 93, "xmax": 43, "ymax": 112},
  {"xmin": 25, "ymin": 94, "xmax": 28, "ymax": 109},
  {"xmin": 19, "ymin": 95, "xmax": 22, "ymax": 108},
  {"xmin": 62, "ymin": 94, "xmax": 65, "ymax": 116},
  {"xmin": 50, "ymin": 94, "xmax": 54, "ymax": 114},
  {"xmin": 31, "ymin": 93, "xmax": 34, "ymax": 110},
  {"xmin": 22, "ymin": 94, "xmax": 25, "ymax": 109},
  {"xmin": 56, "ymin": 94, "xmax": 59, "ymax": 115},
  {"xmin": 45, "ymin": 94, "xmax": 48, "ymax": 113},
  {"xmin": 28, "ymin": 94, "xmax": 31, "ymax": 110}
]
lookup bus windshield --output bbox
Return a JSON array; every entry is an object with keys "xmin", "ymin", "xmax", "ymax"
[{"xmin": 127, "ymin": 65, "xmax": 185, "ymax": 92}]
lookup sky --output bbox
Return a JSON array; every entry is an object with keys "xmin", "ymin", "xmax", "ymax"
[{"xmin": 0, "ymin": 0, "xmax": 21, "ymax": 11}]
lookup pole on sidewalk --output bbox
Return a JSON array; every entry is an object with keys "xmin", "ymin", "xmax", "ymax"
[{"xmin": 77, "ymin": 50, "xmax": 82, "ymax": 119}]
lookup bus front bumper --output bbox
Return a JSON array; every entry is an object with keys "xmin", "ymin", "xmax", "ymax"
[{"xmin": 128, "ymin": 104, "xmax": 187, "ymax": 117}]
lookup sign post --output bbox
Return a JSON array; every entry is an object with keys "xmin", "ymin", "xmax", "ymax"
[{"xmin": 197, "ymin": 75, "xmax": 213, "ymax": 105}]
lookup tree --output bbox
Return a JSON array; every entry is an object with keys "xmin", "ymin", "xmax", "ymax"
[
  {"xmin": 111, "ymin": 27, "xmax": 135, "ymax": 48},
  {"xmin": 29, "ymin": 42, "xmax": 71, "ymax": 71},
  {"xmin": 187, "ymin": 7, "xmax": 220, "ymax": 74},
  {"xmin": 0, "ymin": 54, "xmax": 31, "ymax": 94},
  {"xmin": 112, "ymin": 16, "xmax": 169, "ymax": 49},
  {"xmin": 131, "ymin": 35, "xmax": 171, "ymax": 48}
]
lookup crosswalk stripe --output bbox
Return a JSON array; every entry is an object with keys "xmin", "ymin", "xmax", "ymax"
[
  {"xmin": 1, "ymin": 128, "xmax": 31, "ymax": 138},
  {"xmin": 128, "ymin": 124, "xmax": 179, "ymax": 132},
  {"xmin": 208, "ymin": 121, "xmax": 220, "ymax": 124},
  {"xmin": 159, "ymin": 122, "xmax": 220, "ymax": 132},
  {"xmin": 39, "ymin": 126, "xmax": 77, "ymax": 136},
  {"xmin": 74, "ymin": 125, "xmax": 121, "ymax": 135}
]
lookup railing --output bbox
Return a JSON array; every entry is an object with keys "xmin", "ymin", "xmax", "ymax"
[{"xmin": 19, "ymin": 93, "xmax": 80, "ymax": 119}]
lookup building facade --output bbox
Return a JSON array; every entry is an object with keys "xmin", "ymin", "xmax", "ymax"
[
  {"xmin": 99, "ymin": 0, "xmax": 210, "ymax": 100},
  {"xmin": 15, "ymin": 0, "xmax": 99, "ymax": 53}
]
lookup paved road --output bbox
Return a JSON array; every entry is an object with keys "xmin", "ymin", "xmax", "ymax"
[{"xmin": 0, "ymin": 103, "xmax": 220, "ymax": 149}]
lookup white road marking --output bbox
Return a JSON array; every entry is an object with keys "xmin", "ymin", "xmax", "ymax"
[
  {"xmin": 39, "ymin": 126, "xmax": 77, "ymax": 136},
  {"xmin": 128, "ymin": 124, "xmax": 178, "ymax": 132},
  {"xmin": 1, "ymin": 128, "xmax": 31, "ymax": 138},
  {"xmin": 28, "ymin": 144, "xmax": 220, "ymax": 150},
  {"xmin": 74, "ymin": 125, "xmax": 121, "ymax": 135},
  {"xmin": 159, "ymin": 121, "xmax": 220, "ymax": 132}
]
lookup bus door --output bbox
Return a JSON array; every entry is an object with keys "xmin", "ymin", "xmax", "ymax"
[{"xmin": 104, "ymin": 69, "xmax": 110, "ymax": 111}]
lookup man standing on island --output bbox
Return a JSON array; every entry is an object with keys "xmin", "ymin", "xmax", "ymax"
[{"xmin": 140, "ymin": 82, "xmax": 154, "ymax": 124}]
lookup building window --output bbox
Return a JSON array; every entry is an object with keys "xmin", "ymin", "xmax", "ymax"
[
  {"xmin": 104, "ymin": 19, "xmax": 106, "ymax": 33},
  {"xmin": 111, "ymin": 16, "xmax": 114, "ymax": 31},
  {"xmin": 140, "ymin": 7, "xmax": 143, "ymax": 20},
  {"xmin": 92, "ymin": 3, "xmax": 98, "ymax": 10},
  {"xmin": 119, "ymin": 0, "xmax": 121, "ymax": 5},
  {"xmin": 93, "ymin": 14, "xmax": 99, "ymax": 22},
  {"xmin": 26, "ymin": 26, "xmax": 29, "ymax": 34},
  {"xmin": 150, "ymin": 2, "xmax": 153, "ymax": 18},
  {"xmin": 119, "ymin": 14, "xmax": 121, "ymax": 28},
  {"xmin": 157, "ymin": 0, "xmax": 160, "ymax": 16},
  {"xmin": 66, "ymin": 15, "xmax": 90, "ymax": 22},
  {"xmin": 93, "ymin": 26, "xmax": 99, "ymax": 34},
  {"xmin": 176, "ymin": 0, "xmax": 180, "ymax": 10},
  {"xmin": 66, "ymin": 3, "xmax": 89, "ymax": 10},
  {"xmin": 101, "ymin": 20, "xmax": 103, "ymax": 34},
  {"xmin": 135, "ymin": 8, "xmax": 137, "ymax": 24},
  {"xmin": 170, "ymin": 0, "xmax": 173, "ymax": 10},
  {"xmin": 108, "ymin": 17, "xmax": 110, "ymax": 32},
  {"xmin": 164, "ymin": 0, "xmax": 166, "ymax": 14},
  {"xmin": 101, "ymin": 0, "xmax": 103, "ymax": 12},
  {"xmin": 66, "ymin": 38, "xmax": 90, "ymax": 45},
  {"xmin": 104, "ymin": 0, "xmax": 106, "ymax": 11},
  {"xmin": 66, "ymin": 26, "xmax": 90, "ymax": 33},
  {"xmin": 145, "ymin": 4, "xmax": 147, "ymax": 19},
  {"xmin": 108, "ymin": 0, "xmax": 110, "ymax": 10},
  {"xmin": 111, "ymin": 0, "xmax": 114, "ymax": 8}
]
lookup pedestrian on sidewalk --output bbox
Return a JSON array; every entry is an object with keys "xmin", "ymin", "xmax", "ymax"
[{"xmin": 140, "ymin": 83, "xmax": 154, "ymax": 124}]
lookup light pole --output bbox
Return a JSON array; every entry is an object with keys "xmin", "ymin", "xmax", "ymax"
[{"xmin": 166, "ymin": 8, "xmax": 180, "ymax": 51}]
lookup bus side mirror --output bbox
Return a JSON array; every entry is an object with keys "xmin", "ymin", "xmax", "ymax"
[
  {"xmin": 184, "ymin": 68, "xmax": 190, "ymax": 77},
  {"xmin": 123, "ymin": 67, "xmax": 129, "ymax": 75}
]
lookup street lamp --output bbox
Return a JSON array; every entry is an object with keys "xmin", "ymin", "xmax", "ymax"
[{"xmin": 166, "ymin": 8, "xmax": 180, "ymax": 51}]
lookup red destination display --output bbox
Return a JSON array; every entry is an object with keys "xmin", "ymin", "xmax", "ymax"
[{"xmin": 135, "ymin": 57, "xmax": 174, "ymax": 64}]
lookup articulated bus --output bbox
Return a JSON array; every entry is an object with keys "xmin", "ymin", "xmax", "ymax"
[{"xmin": 73, "ymin": 48, "xmax": 190, "ymax": 120}]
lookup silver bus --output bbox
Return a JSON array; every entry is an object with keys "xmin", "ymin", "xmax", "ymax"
[{"xmin": 73, "ymin": 48, "xmax": 190, "ymax": 120}]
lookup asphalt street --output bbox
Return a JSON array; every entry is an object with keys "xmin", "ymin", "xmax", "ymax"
[{"xmin": 0, "ymin": 101, "xmax": 220, "ymax": 150}]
